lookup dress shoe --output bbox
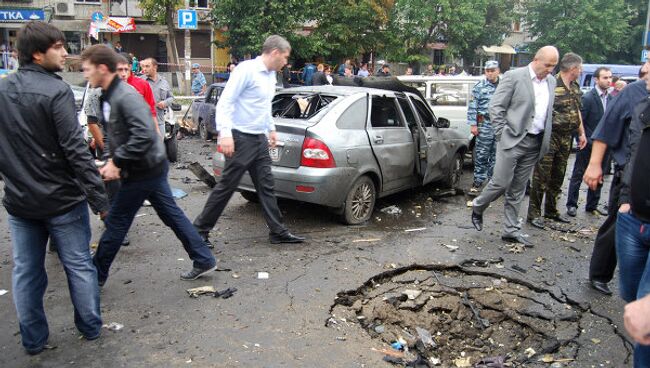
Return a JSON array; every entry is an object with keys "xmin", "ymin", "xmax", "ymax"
[
  {"xmin": 546, "ymin": 214, "xmax": 571, "ymax": 223},
  {"xmin": 471, "ymin": 211, "xmax": 483, "ymax": 231},
  {"xmin": 269, "ymin": 232, "xmax": 305, "ymax": 244},
  {"xmin": 590, "ymin": 280, "xmax": 612, "ymax": 295},
  {"xmin": 566, "ymin": 206, "xmax": 577, "ymax": 217},
  {"xmin": 501, "ymin": 234, "xmax": 534, "ymax": 248},
  {"xmin": 180, "ymin": 264, "xmax": 217, "ymax": 281},
  {"xmin": 529, "ymin": 217, "xmax": 545, "ymax": 229}
]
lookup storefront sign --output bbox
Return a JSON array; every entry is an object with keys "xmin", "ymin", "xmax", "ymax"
[{"xmin": 0, "ymin": 9, "xmax": 45, "ymax": 22}]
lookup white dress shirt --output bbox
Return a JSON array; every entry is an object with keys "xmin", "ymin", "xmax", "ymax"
[
  {"xmin": 216, "ymin": 56, "xmax": 276, "ymax": 138},
  {"xmin": 595, "ymin": 85, "xmax": 609, "ymax": 111},
  {"xmin": 528, "ymin": 65, "xmax": 550, "ymax": 135}
]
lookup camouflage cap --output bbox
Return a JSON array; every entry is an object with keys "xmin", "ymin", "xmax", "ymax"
[{"xmin": 485, "ymin": 60, "xmax": 499, "ymax": 69}]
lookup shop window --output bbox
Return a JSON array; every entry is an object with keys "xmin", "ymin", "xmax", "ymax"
[
  {"xmin": 76, "ymin": 0, "xmax": 101, "ymax": 3},
  {"xmin": 190, "ymin": 0, "xmax": 209, "ymax": 8}
]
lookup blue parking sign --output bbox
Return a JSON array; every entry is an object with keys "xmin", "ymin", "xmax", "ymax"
[
  {"xmin": 643, "ymin": 49, "xmax": 649, "ymax": 62},
  {"xmin": 178, "ymin": 9, "xmax": 197, "ymax": 29}
]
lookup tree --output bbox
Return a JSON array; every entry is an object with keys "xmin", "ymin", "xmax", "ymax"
[
  {"xmin": 525, "ymin": 0, "xmax": 631, "ymax": 63},
  {"xmin": 139, "ymin": 0, "xmax": 185, "ymax": 90},
  {"xmin": 311, "ymin": 0, "xmax": 397, "ymax": 61},
  {"xmin": 210, "ymin": 0, "xmax": 325, "ymax": 60},
  {"xmin": 385, "ymin": 0, "xmax": 515, "ymax": 64}
]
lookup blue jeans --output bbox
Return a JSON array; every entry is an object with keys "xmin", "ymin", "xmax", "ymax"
[
  {"xmin": 9, "ymin": 201, "xmax": 101, "ymax": 353},
  {"xmin": 616, "ymin": 211, "xmax": 650, "ymax": 367},
  {"xmin": 93, "ymin": 166, "xmax": 215, "ymax": 284}
]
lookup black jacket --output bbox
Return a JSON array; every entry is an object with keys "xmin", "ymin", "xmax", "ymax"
[
  {"xmin": 312, "ymin": 71, "xmax": 329, "ymax": 86},
  {"xmin": 581, "ymin": 87, "xmax": 612, "ymax": 142},
  {"xmin": 101, "ymin": 76, "xmax": 167, "ymax": 181},
  {"xmin": 0, "ymin": 64, "xmax": 109, "ymax": 219},
  {"xmin": 620, "ymin": 96, "xmax": 650, "ymax": 222}
]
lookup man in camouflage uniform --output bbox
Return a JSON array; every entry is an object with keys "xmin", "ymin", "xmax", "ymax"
[
  {"xmin": 527, "ymin": 53, "xmax": 587, "ymax": 228},
  {"xmin": 468, "ymin": 60, "xmax": 500, "ymax": 195}
]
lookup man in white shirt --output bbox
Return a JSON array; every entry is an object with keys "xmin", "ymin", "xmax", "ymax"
[
  {"xmin": 471, "ymin": 46, "xmax": 559, "ymax": 247},
  {"xmin": 194, "ymin": 35, "xmax": 305, "ymax": 246}
]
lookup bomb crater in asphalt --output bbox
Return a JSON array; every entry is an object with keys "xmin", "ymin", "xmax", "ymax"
[{"xmin": 329, "ymin": 264, "xmax": 631, "ymax": 367}]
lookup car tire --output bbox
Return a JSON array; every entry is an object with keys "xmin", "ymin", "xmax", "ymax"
[
  {"xmin": 199, "ymin": 120, "xmax": 208, "ymax": 141},
  {"xmin": 240, "ymin": 190, "xmax": 260, "ymax": 203},
  {"xmin": 342, "ymin": 175, "xmax": 376, "ymax": 225},
  {"xmin": 442, "ymin": 152, "xmax": 463, "ymax": 188},
  {"xmin": 165, "ymin": 132, "xmax": 179, "ymax": 162}
]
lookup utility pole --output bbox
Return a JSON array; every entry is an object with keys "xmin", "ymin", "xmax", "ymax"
[{"xmin": 184, "ymin": 0, "xmax": 192, "ymax": 95}]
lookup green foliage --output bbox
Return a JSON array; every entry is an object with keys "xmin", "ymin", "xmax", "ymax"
[
  {"xmin": 210, "ymin": 0, "xmax": 323, "ymax": 59},
  {"xmin": 139, "ymin": 0, "xmax": 182, "ymax": 23},
  {"xmin": 388, "ymin": 0, "xmax": 515, "ymax": 62},
  {"xmin": 525, "ymin": 0, "xmax": 632, "ymax": 63}
]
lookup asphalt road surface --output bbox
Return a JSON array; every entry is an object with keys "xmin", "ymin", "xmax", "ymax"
[{"xmin": 0, "ymin": 137, "xmax": 631, "ymax": 367}]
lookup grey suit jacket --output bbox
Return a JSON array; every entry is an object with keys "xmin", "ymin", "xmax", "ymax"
[{"xmin": 489, "ymin": 66, "xmax": 556, "ymax": 160}]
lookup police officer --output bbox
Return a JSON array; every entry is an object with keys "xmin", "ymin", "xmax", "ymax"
[
  {"xmin": 468, "ymin": 60, "xmax": 500, "ymax": 196},
  {"xmin": 527, "ymin": 53, "xmax": 587, "ymax": 228}
]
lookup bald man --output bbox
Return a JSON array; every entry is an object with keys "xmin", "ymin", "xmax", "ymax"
[{"xmin": 471, "ymin": 46, "xmax": 559, "ymax": 247}]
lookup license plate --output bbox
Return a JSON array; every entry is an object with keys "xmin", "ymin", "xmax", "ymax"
[{"xmin": 269, "ymin": 147, "xmax": 280, "ymax": 162}]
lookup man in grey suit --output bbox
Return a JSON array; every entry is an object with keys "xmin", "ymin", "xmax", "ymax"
[{"xmin": 471, "ymin": 46, "xmax": 559, "ymax": 247}]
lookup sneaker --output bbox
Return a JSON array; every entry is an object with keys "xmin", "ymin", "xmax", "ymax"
[
  {"xmin": 180, "ymin": 264, "xmax": 217, "ymax": 281},
  {"xmin": 121, "ymin": 234, "xmax": 130, "ymax": 247}
]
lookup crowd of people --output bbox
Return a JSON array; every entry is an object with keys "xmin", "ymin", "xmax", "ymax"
[
  {"xmin": 1, "ymin": 21, "xmax": 650, "ymax": 366},
  {"xmin": 467, "ymin": 46, "xmax": 650, "ymax": 366}
]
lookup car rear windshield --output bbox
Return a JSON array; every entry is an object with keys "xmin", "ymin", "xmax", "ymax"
[{"xmin": 272, "ymin": 93, "xmax": 338, "ymax": 119}]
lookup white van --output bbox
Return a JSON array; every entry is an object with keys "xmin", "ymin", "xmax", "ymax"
[{"xmin": 398, "ymin": 75, "xmax": 482, "ymax": 163}]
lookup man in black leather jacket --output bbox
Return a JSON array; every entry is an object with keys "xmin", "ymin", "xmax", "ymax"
[
  {"xmin": 0, "ymin": 22, "xmax": 109, "ymax": 355},
  {"xmin": 80, "ymin": 45, "xmax": 216, "ymax": 286}
]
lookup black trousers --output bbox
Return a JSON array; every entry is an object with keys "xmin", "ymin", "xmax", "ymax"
[
  {"xmin": 566, "ymin": 143, "xmax": 605, "ymax": 211},
  {"xmin": 588, "ymin": 167, "xmax": 624, "ymax": 283},
  {"xmin": 194, "ymin": 130, "xmax": 287, "ymax": 236}
]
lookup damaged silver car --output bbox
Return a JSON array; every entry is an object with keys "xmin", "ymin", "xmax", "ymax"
[{"xmin": 212, "ymin": 82, "xmax": 468, "ymax": 224}]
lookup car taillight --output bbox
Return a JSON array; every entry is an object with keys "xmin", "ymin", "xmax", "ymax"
[{"xmin": 301, "ymin": 137, "xmax": 335, "ymax": 168}]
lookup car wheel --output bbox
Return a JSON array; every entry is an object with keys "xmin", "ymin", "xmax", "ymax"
[
  {"xmin": 165, "ymin": 132, "xmax": 179, "ymax": 162},
  {"xmin": 442, "ymin": 152, "xmax": 463, "ymax": 188},
  {"xmin": 199, "ymin": 120, "xmax": 208, "ymax": 141},
  {"xmin": 240, "ymin": 190, "xmax": 260, "ymax": 203},
  {"xmin": 342, "ymin": 176, "xmax": 376, "ymax": 225}
]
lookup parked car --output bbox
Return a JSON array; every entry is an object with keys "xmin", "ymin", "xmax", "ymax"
[
  {"xmin": 398, "ymin": 75, "xmax": 481, "ymax": 163},
  {"xmin": 212, "ymin": 82, "xmax": 469, "ymax": 224},
  {"xmin": 191, "ymin": 82, "xmax": 226, "ymax": 141},
  {"xmin": 579, "ymin": 64, "xmax": 640, "ymax": 92}
]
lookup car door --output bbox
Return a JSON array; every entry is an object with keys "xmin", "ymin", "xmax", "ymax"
[
  {"xmin": 206, "ymin": 87, "xmax": 221, "ymax": 134},
  {"xmin": 366, "ymin": 95, "xmax": 416, "ymax": 192},
  {"xmin": 408, "ymin": 94, "xmax": 448, "ymax": 185}
]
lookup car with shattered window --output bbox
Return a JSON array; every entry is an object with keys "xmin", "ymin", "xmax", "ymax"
[{"xmin": 212, "ymin": 79, "xmax": 468, "ymax": 224}]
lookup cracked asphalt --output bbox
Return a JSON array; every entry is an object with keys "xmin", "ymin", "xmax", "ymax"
[{"xmin": 0, "ymin": 137, "xmax": 632, "ymax": 367}]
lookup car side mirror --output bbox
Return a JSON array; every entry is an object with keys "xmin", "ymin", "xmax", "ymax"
[
  {"xmin": 436, "ymin": 117, "xmax": 450, "ymax": 128},
  {"xmin": 170, "ymin": 103, "xmax": 182, "ymax": 111}
]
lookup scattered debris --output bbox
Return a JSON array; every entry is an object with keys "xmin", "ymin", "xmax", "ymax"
[
  {"xmin": 430, "ymin": 188, "xmax": 462, "ymax": 199},
  {"xmin": 511, "ymin": 264, "xmax": 527, "ymax": 274},
  {"xmin": 103, "ymin": 322, "xmax": 124, "ymax": 332},
  {"xmin": 0, "ymin": 289, "xmax": 8, "ymax": 296},
  {"xmin": 186, "ymin": 286, "xmax": 216, "ymax": 298},
  {"xmin": 475, "ymin": 356, "xmax": 507, "ymax": 368},
  {"xmin": 352, "ymin": 238, "xmax": 381, "ymax": 243},
  {"xmin": 466, "ymin": 200, "xmax": 473, "ymax": 207},
  {"xmin": 171, "ymin": 188, "xmax": 188, "ymax": 199},
  {"xmin": 415, "ymin": 326, "xmax": 436, "ymax": 349},
  {"xmin": 380, "ymin": 205, "xmax": 402, "ymax": 216},
  {"xmin": 371, "ymin": 347, "xmax": 404, "ymax": 358},
  {"xmin": 135, "ymin": 213, "xmax": 148, "ymax": 218},
  {"xmin": 181, "ymin": 177, "xmax": 194, "ymax": 184},
  {"xmin": 460, "ymin": 258, "xmax": 504, "ymax": 268},
  {"xmin": 591, "ymin": 338, "xmax": 601, "ymax": 344},
  {"xmin": 374, "ymin": 324, "xmax": 385, "ymax": 334},
  {"xmin": 404, "ymin": 227, "xmax": 426, "ymax": 232},
  {"xmin": 390, "ymin": 341, "xmax": 404, "ymax": 351},
  {"xmin": 189, "ymin": 162, "xmax": 217, "ymax": 188},
  {"xmin": 454, "ymin": 357, "xmax": 472, "ymax": 367},
  {"xmin": 402, "ymin": 289, "xmax": 422, "ymax": 300},
  {"xmin": 232, "ymin": 273, "xmax": 240, "ymax": 279},
  {"xmin": 444, "ymin": 244, "xmax": 459, "ymax": 252},
  {"xmin": 507, "ymin": 244, "xmax": 525, "ymax": 254},
  {"xmin": 336, "ymin": 336, "xmax": 347, "ymax": 341},
  {"xmin": 214, "ymin": 287, "xmax": 237, "ymax": 299},
  {"xmin": 462, "ymin": 292, "xmax": 490, "ymax": 329},
  {"xmin": 524, "ymin": 347, "xmax": 536, "ymax": 358},
  {"xmin": 257, "ymin": 272, "xmax": 269, "ymax": 279}
]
